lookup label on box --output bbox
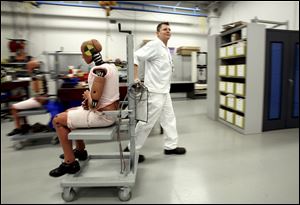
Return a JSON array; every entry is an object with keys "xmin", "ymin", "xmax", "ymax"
[
  {"xmin": 219, "ymin": 65, "xmax": 227, "ymax": 76},
  {"xmin": 220, "ymin": 47, "xmax": 227, "ymax": 58},
  {"xmin": 235, "ymin": 83, "xmax": 245, "ymax": 96},
  {"xmin": 219, "ymin": 81, "xmax": 226, "ymax": 92},
  {"xmin": 226, "ymin": 82, "xmax": 234, "ymax": 93},
  {"xmin": 235, "ymin": 44, "xmax": 245, "ymax": 56},
  {"xmin": 219, "ymin": 108, "xmax": 225, "ymax": 119},
  {"xmin": 227, "ymin": 97, "xmax": 235, "ymax": 108},
  {"xmin": 236, "ymin": 98, "xmax": 244, "ymax": 112},
  {"xmin": 228, "ymin": 65, "xmax": 236, "ymax": 76},
  {"xmin": 220, "ymin": 95, "xmax": 226, "ymax": 106},
  {"xmin": 236, "ymin": 64, "xmax": 245, "ymax": 77},
  {"xmin": 226, "ymin": 111, "xmax": 234, "ymax": 123},
  {"xmin": 227, "ymin": 46, "xmax": 234, "ymax": 56},
  {"xmin": 235, "ymin": 114, "xmax": 244, "ymax": 128}
]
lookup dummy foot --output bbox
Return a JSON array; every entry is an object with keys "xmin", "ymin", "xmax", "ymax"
[
  {"xmin": 59, "ymin": 149, "xmax": 88, "ymax": 161},
  {"xmin": 49, "ymin": 160, "xmax": 80, "ymax": 177}
]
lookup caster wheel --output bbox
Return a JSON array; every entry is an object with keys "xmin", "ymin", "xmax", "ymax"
[
  {"xmin": 13, "ymin": 141, "xmax": 24, "ymax": 150},
  {"xmin": 118, "ymin": 187, "xmax": 131, "ymax": 201},
  {"xmin": 62, "ymin": 187, "xmax": 76, "ymax": 202},
  {"xmin": 51, "ymin": 136, "xmax": 59, "ymax": 145}
]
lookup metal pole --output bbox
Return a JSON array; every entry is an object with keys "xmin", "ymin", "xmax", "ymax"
[{"xmin": 126, "ymin": 34, "xmax": 136, "ymax": 172}]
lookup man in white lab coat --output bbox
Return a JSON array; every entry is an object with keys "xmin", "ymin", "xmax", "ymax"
[{"xmin": 126, "ymin": 22, "xmax": 186, "ymax": 162}]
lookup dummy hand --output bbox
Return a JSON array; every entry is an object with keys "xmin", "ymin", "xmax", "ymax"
[
  {"xmin": 134, "ymin": 78, "xmax": 144, "ymax": 89},
  {"xmin": 81, "ymin": 98, "xmax": 89, "ymax": 110},
  {"xmin": 82, "ymin": 90, "xmax": 95, "ymax": 110},
  {"xmin": 134, "ymin": 78, "xmax": 141, "ymax": 84}
]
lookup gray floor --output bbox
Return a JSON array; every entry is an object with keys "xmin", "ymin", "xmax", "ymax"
[{"xmin": 1, "ymin": 99, "xmax": 299, "ymax": 204}]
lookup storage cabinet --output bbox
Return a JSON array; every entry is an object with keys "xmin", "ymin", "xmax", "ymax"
[
  {"xmin": 208, "ymin": 23, "xmax": 266, "ymax": 134},
  {"xmin": 208, "ymin": 23, "xmax": 299, "ymax": 134},
  {"xmin": 263, "ymin": 29, "xmax": 299, "ymax": 131}
]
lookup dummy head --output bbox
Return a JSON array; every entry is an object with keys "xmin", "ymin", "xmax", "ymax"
[{"xmin": 80, "ymin": 39, "xmax": 102, "ymax": 64}]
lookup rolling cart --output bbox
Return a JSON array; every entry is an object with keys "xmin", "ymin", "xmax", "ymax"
[
  {"xmin": 9, "ymin": 107, "xmax": 59, "ymax": 150},
  {"xmin": 60, "ymin": 25, "xmax": 145, "ymax": 202}
]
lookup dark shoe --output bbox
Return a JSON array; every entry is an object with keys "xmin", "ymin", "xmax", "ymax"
[
  {"xmin": 20, "ymin": 124, "xmax": 31, "ymax": 134},
  {"xmin": 49, "ymin": 160, "xmax": 80, "ymax": 177},
  {"xmin": 7, "ymin": 124, "xmax": 31, "ymax": 136},
  {"xmin": 164, "ymin": 147, "xmax": 186, "ymax": 155},
  {"xmin": 123, "ymin": 147, "xmax": 145, "ymax": 163},
  {"xmin": 31, "ymin": 123, "xmax": 48, "ymax": 133},
  {"xmin": 59, "ymin": 149, "xmax": 88, "ymax": 161},
  {"xmin": 7, "ymin": 128, "xmax": 23, "ymax": 136}
]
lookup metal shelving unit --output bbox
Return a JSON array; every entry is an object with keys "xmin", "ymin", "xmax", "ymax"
[{"xmin": 208, "ymin": 23, "xmax": 266, "ymax": 134}]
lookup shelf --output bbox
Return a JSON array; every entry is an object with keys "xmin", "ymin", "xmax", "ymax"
[
  {"xmin": 220, "ymin": 105, "xmax": 244, "ymax": 115},
  {"xmin": 221, "ymin": 39, "xmax": 247, "ymax": 47},
  {"xmin": 207, "ymin": 23, "xmax": 266, "ymax": 134},
  {"xmin": 219, "ymin": 91, "xmax": 245, "ymax": 98},
  {"xmin": 219, "ymin": 76, "xmax": 246, "ymax": 80},
  {"xmin": 220, "ymin": 55, "xmax": 246, "ymax": 60},
  {"xmin": 218, "ymin": 118, "xmax": 245, "ymax": 134},
  {"xmin": 197, "ymin": 65, "xmax": 207, "ymax": 69},
  {"xmin": 220, "ymin": 24, "xmax": 247, "ymax": 36}
]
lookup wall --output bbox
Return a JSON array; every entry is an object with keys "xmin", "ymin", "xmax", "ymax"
[
  {"xmin": 1, "ymin": 1, "xmax": 208, "ymax": 66},
  {"xmin": 209, "ymin": 1, "xmax": 299, "ymax": 35}
]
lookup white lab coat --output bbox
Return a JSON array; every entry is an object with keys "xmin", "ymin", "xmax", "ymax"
[
  {"xmin": 134, "ymin": 38, "xmax": 173, "ymax": 93},
  {"xmin": 129, "ymin": 37, "xmax": 179, "ymax": 151}
]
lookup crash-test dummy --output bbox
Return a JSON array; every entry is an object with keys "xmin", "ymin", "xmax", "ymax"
[
  {"xmin": 49, "ymin": 39, "xmax": 119, "ymax": 177},
  {"xmin": 7, "ymin": 59, "xmax": 49, "ymax": 136}
]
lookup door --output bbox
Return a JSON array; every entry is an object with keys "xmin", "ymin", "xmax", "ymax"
[{"xmin": 263, "ymin": 29, "xmax": 299, "ymax": 131}]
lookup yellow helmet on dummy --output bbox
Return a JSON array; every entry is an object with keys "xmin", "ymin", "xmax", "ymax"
[{"xmin": 80, "ymin": 39, "xmax": 102, "ymax": 64}]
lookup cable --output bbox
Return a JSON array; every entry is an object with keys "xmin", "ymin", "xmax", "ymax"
[{"xmin": 128, "ymin": 82, "xmax": 149, "ymax": 123}]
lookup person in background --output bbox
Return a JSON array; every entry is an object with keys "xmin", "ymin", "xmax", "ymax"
[
  {"xmin": 49, "ymin": 39, "xmax": 119, "ymax": 177},
  {"xmin": 125, "ymin": 22, "xmax": 186, "ymax": 162},
  {"xmin": 7, "ymin": 59, "xmax": 49, "ymax": 136}
]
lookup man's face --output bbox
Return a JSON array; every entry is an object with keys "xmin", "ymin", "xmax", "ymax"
[{"xmin": 157, "ymin": 24, "xmax": 171, "ymax": 42}]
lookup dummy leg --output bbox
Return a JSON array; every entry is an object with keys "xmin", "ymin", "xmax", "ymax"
[
  {"xmin": 10, "ymin": 106, "xmax": 21, "ymax": 129},
  {"xmin": 53, "ymin": 112, "xmax": 75, "ymax": 163},
  {"xmin": 75, "ymin": 140, "xmax": 85, "ymax": 151}
]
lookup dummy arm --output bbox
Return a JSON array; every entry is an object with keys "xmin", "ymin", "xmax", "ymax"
[{"xmin": 82, "ymin": 68, "xmax": 107, "ymax": 110}]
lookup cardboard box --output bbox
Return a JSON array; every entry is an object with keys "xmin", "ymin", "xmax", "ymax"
[
  {"xmin": 220, "ymin": 47, "xmax": 227, "ymax": 58},
  {"xmin": 226, "ymin": 111, "xmax": 234, "ymax": 124},
  {"xmin": 227, "ymin": 65, "xmax": 236, "ymax": 76},
  {"xmin": 220, "ymin": 95, "xmax": 226, "ymax": 106},
  {"xmin": 219, "ymin": 65, "xmax": 227, "ymax": 76},
  {"xmin": 236, "ymin": 98, "xmax": 245, "ymax": 112},
  {"xmin": 177, "ymin": 46, "xmax": 200, "ymax": 56},
  {"xmin": 235, "ymin": 114, "xmax": 244, "ymax": 128},
  {"xmin": 219, "ymin": 108, "xmax": 226, "ymax": 119}
]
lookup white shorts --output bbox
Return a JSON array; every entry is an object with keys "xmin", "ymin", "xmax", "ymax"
[
  {"xmin": 12, "ymin": 98, "xmax": 42, "ymax": 110},
  {"xmin": 67, "ymin": 106, "xmax": 116, "ymax": 129}
]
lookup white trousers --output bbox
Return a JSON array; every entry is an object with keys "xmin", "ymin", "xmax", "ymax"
[{"xmin": 129, "ymin": 92, "xmax": 178, "ymax": 151}]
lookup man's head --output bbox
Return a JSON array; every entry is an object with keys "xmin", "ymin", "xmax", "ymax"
[{"xmin": 156, "ymin": 22, "xmax": 171, "ymax": 44}]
